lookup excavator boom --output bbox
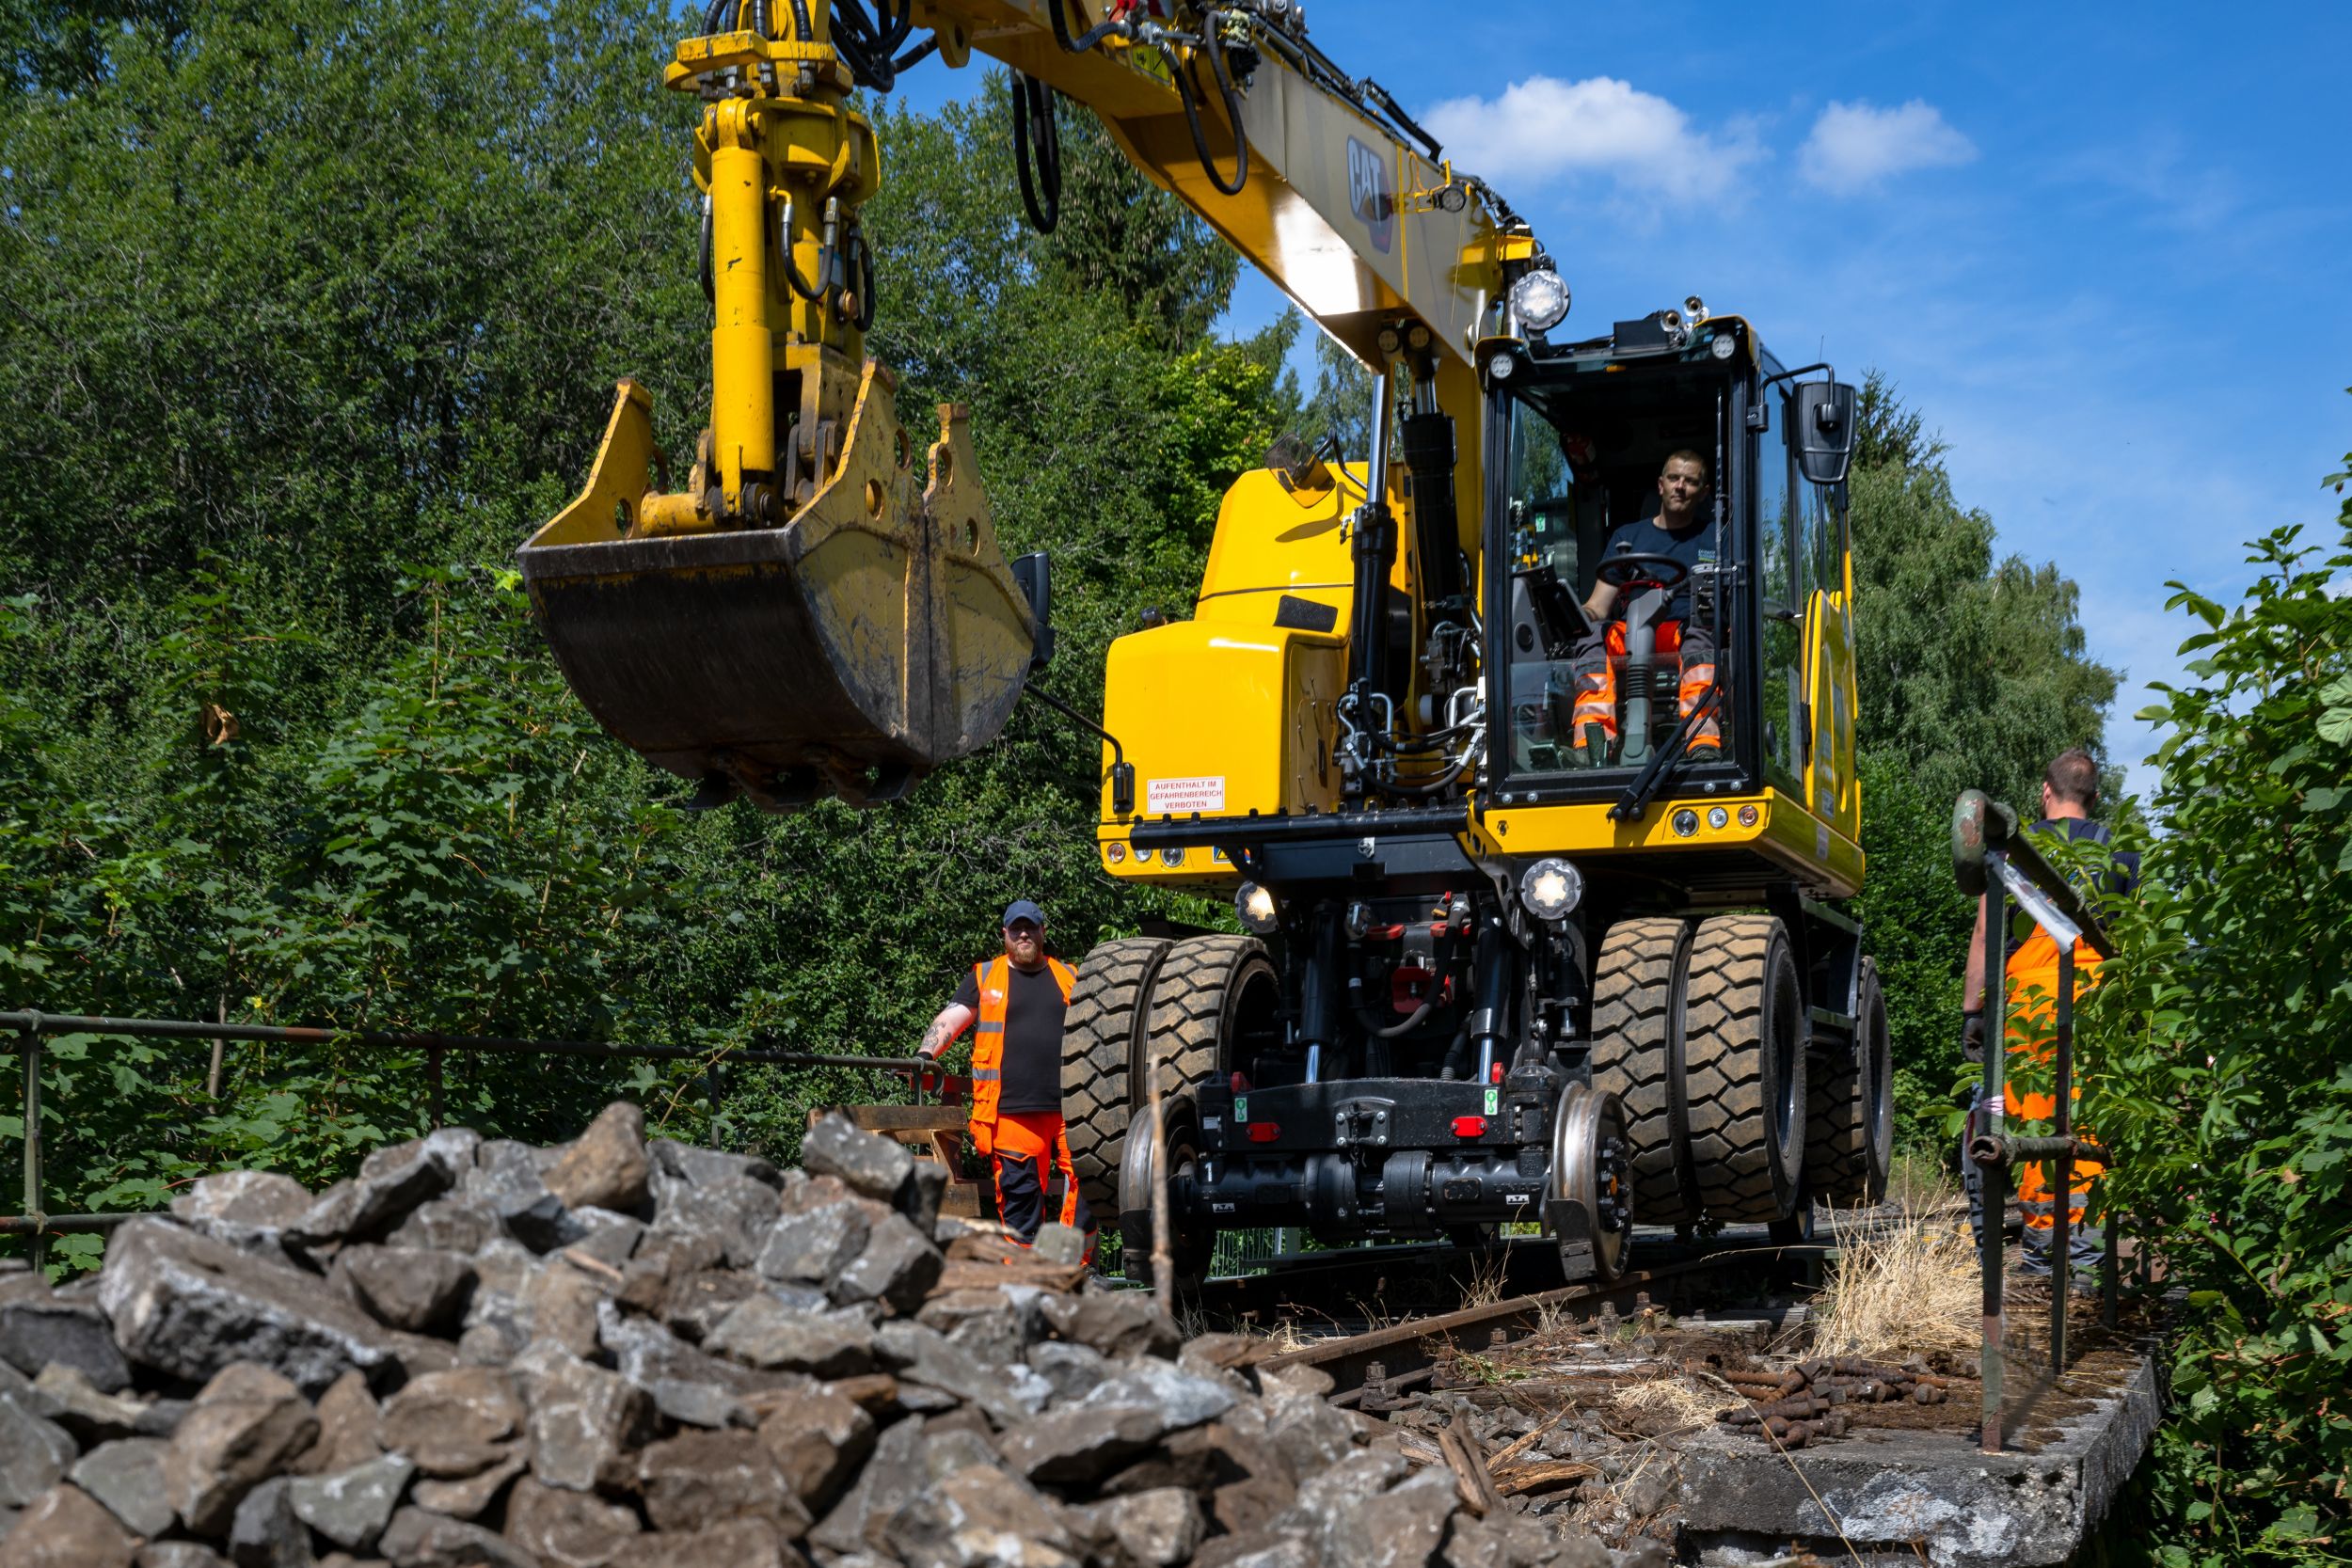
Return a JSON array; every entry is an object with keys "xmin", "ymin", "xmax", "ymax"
[{"xmin": 516, "ymin": 1, "xmax": 1549, "ymax": 810}]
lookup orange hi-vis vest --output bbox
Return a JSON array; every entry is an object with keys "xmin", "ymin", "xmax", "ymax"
[
  {"xmin": 968, "ymin": 954, "xmax": 1074, "ymax": 1123},
  {"xmin": 2003, "ymin": 924, "xmax": 2105, "ymax": 1230}
]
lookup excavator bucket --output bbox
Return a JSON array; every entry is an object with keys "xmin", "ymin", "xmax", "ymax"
[{"xmin": 516, "ymin": 369, "xmax": 1040, "ymax": 810}]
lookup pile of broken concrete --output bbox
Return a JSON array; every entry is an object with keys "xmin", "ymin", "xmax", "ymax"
[{"xmin": 0, "ymin": 1104, "xmax": 1648, "ymax": 1568}]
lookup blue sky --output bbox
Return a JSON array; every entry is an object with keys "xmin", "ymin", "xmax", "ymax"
[{"xmin": 899, "ymin": 3, "xmax": 2352, "ymax": 799}]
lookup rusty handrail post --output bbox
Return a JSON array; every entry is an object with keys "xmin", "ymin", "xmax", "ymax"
[
  {"xmin": 1979, "ymin": 853, "xmax": 2009, "ymax": 1454},
  {"xmin": 2050, "ymin": 942, "xmax": 2075, "ymax": 1374},
  {"xmin": 19, "ymin": 1011, "xmax": 44, "ymax": 1275}
]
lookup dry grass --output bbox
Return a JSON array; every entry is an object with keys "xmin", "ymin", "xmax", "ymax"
[
  {"xmin": 1610, "ymin": 1372, "xmax": 1723, "ymax": 1434},
  {"xmin": 1811, "ymin": 1215, "xmax": 1979, "ymax": 1360},
  {"xmin": 1458, "ymin": 1247, "xmax": 1512, "ymax": 1309},
  {"xmin": 1883, "ymin": 1148, "xmax": 1963, "ymax": 1217}
]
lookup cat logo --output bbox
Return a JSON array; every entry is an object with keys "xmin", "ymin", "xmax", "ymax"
[{"xmin": 1346, "ymin": 137, "xmax": 1393, "ymax": 253}]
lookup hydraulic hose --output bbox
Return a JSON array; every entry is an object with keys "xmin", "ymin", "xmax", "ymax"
[
  {"xmin": 1049, "ymin": 0, "xmax": 1133, "ymax": 55},
  {"xmin": 776, "ymin": 195, "xmax": 828, "ymax": 304},
  {"xmin": 1168, "ymin": 18, "xmax": 1248, "ymax": 198},
  {"xmin": 1010, "ymin": 71, "xmax": 1062, "ymax": 234},
  {"xmin": 850, "ymin": 225, "xmax": 877, "ymax": 330}
]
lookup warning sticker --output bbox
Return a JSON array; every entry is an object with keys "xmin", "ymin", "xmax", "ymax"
[{"xmin": 1146, "ymin": 775, "xmax": 1227, "ymax": 816}]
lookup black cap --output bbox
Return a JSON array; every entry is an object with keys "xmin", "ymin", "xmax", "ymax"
[{"xmin": 1002, "ymin": 899, "xmax": 1046, "ymax": 928}]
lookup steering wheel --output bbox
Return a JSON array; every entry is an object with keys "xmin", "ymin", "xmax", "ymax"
[{"xmin": 1594, "ymin": 552, "xmax": 1690, "ymax": 591}]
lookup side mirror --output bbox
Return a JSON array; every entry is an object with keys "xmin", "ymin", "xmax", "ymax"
[
  {"xmin": 1009, "ymin": 551, "xmax": 1055, "ymax": 673},
  {"xmin": 1793, "ymin": 381, "xmax": 1858, "ymax": 486}
]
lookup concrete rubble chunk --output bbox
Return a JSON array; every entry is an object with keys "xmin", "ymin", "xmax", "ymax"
[
  {"xmin": 1029, "ymin": 1224, "xmax": 1087, "ymax": 1267},
  {"xmin": 898, "ymin": 1161, "xmax": 947, "ymax": 1236},
  {"xmin": 997, "ymin": 1403, "xmax": 1168, "ymax": 1485},
  {"xmin": 504, "ymin": 1475, "xmax": 642, "ymax": 1568},
  {"xmin": 647, "ymin": 1377, "xmax": 754, "ymax": 1431},
  {"xmin": 135, "ymin": 1544, "xmax": 234, "ymax": 1568},
  {"xmin": 68, "ymin": 1436, "xmax": 174, "ymax": 1538},
  {"xmin": 753, "ymin": 1200, "xmax": 869, "ymax": 1287},
  {"xmin": 288, "ymin": 1453, "xmax": 414, "ymax": 1553},
  {"xmin": 876, "ymin": 1322, "xmax": 1051, "ymax": 1428},
  {"xmin": 1082, "ymin": 1360, "xmax": 1239, "ymax": 1431},
  {"xmin": 706, "ymin": 1295, "xmax": 877, "ymax": 1379},
  {"xmin": 598, "ymin": 1302, "xmax": 802, "ymax": 1398},
  {"xmin": 1037, "ymin": 1291, "xmax": 1180, "ymax": 1361},
  {"xmin": 831, "ymin": 1213, "xmax": 944, "ymax": 1315},
  {"xmin": 464, "ymin": 1141, "xmax": 584, "ymax": 1254},
  {"xmin": 292, "ymin": 1372, "xmax": 382, "ymax": 1477},
  {"xmin": 32, "ymin": 1363, "xmax": 149, "ymax": 1445},
  {"xmin": 799, "ymin": 1113, "xmax": 914, "ymax": 1204},
  {"xmin": 511, "ymin": 1344, "xmax": 655, "ymax": 1494},
  {"xmin": 289, "ymin": 1130, "xmax": 478, "ymax": 1247},
  {"xmin": 409, "ymin": 1448, "xmax": 525, "ymax": 1518},
  {"xmin": 376, "ymin": 1505, "xmax": 539, "ymax": 1568},
  {"xmin": 332, "ymin": 1245, "xmax": 476, "ymax": 1336},
  {"xmin": 633, "ymin": 1429, "xmax": 809, "ymax": 1537},
  {"xmin": 544, "ymin": 1102, "xmax": 652, "ymax": 1215},
  {"xmin": 647, "ymin": 1138, "xmax": 783, "ymax": 1193},
  {"xmin": 882, "ymin": 1464, "xmax": 1077, "ymax": 1568},
  {"xmin": 806, "ymin": 1412, "xmax": 925, "ymax": 1557},
  {"xmin": 0, "ymin": 1291, "xmax": 135, "ymax": 1393},
  {"xmin": 376, "ymin": 1367, "xmax": 525, "ymax": 1479},
  {"xmin": 165, "ymin": 1362, "xmax": 322, "ymax": 1538},
  {"xmin": 650, "ymin": 1176, "xmax": 780, "ymax": 1271},
  {"xmin": 100, "ymin": 1217, "xmax": 446, "ymax": 1395},
  {"xmin": 1263, "ymin": 1386, "xmax": 1359, "ymax": 1477},
  {"xmin": 170, "ymin": 1170, "xmax": 313, "ymax": 1252},
  {"xmin": 383, "ymin": 1197, "xmax": 497, "ymax": 1255},
  {"xmin": 518, "ymin": 1258, "xmax": 606, "ymax": 1358},
  {"xmin": 1310, "ymin": 1463, "xmax": 1457, "ymax": 1568},
  {"xmin": 1026, "ymin": 1340, "xmax": 1112, "ymax": 1406},
  {"xmin": 636, "ymin": 1515, "xmax": 793, "ymax": 1568},
  {"xmin": 661, "ymin": 1267, "xmax": 762, "ymax": 1343},
  {"xmin": 1101, "ymin": 1487, "xmax": 1206, "ymax": 1568},
  {"xmin": 0, "ymin": 1482, "xmax": 141, "ymax": 1568},
  {"xmin": 228, "ymin": 1475, "xmax": 313, "ymax": 1568},
  {"xmin": 1193, "ymin": 1530, "xmax": 1314, "ymax": 1568},
  {"xmin": 0, "ymin": 1392, "xmax": 78, "ymax": 1509},
  {"xmin": 754, "ymin": 1386, "xmax": 873, "ymax": 1511}
]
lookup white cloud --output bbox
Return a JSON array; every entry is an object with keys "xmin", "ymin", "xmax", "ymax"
[
  {"xmin": 1798, "ymin": 100, "xmax": 1976, "ymax": 194},
  {"xmin": 1421, "ymin": 75, "xmax": 1763, "ymax": 202}
]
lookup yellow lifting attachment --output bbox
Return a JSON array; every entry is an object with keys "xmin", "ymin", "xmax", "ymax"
[{"xmin": 515, "ymin": 13, "xmax": 1040, "ymax": 810}]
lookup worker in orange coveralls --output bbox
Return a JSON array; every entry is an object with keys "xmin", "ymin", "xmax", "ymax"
[
  {"xmin": 917, "ymin": 899, "xmax": 1095, "ymax": 1257},
  {"xmin": 1961, "ymin": 749, "xmax": 2137, "ymax": 1285}
]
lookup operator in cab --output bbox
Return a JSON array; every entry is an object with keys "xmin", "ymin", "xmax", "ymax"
[
  {"xmin": 917, "ymin": 900, "xmax": 1095, "ymax": 1258},
  {"xmin": 1568, "ymin": 450, "xmax": 1722, "ymax": 764}
]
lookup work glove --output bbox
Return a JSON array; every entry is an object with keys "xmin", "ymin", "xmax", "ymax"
[{"xmin": 1960, "ymin": 1009, "xmax": 1986, "ymax": 1063}]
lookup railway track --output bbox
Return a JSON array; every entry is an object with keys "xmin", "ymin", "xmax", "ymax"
[{"xmin": 1193, "ymin": 1226, "xmax": 1833, "ymax": 1399}]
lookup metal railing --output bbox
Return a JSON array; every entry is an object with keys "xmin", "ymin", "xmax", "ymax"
[
  {"xmin": 1949, "ymin": 790, "xmax": 2123, "ymax": 1454},
  {"xmin": 3, "ymin": 1008, "xmax": 951, "ymax": 1268}
]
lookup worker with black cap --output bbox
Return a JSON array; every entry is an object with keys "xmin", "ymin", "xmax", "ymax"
[{"xmin": 917, "ymin": 898, "xmax": 1093, "ymax": 1253}]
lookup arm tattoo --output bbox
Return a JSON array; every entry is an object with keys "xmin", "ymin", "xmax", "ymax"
[{"xmin": 919, "ymin": 1016, "xmax": 959, "ymax": 1057}]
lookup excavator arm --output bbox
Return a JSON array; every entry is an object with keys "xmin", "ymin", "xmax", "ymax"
[{"xmin": 516, "ymin": 0, "xmax": 1558, "ymax": 809}]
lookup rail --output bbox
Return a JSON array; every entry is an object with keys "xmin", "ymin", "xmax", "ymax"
[
  {"xmin": 2, "ymin": 1008, "xmax": 960, "ymax": 1267},
  {"xmin": 1949, "ymin": 789, "xmax": 2122, "ymax": 1453}
]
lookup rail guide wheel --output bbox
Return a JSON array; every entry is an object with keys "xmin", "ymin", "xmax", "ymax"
[
  {"xmin": 1117, "ymin": 1090, "xmax": 1215, "ymax": 1291},
  {"xmin": 1546, "ymin": 1083, "xmax": 1633, "ymax": 1284}
]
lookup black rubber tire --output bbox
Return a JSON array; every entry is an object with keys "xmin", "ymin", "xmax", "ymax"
[
  {"xmin": 1136, "ymin": 934, "xmax": 1277, "ymax": 1103},
  {"xmin": 1586, "ymin": 917, "xmax": 1695, "ymax": 1226},
  {"xmin": 1060, "ymin": 936, "xmax": 1173, "ymax": 1219},
  {"xmin": 1857, "ymin": 960, "xmax": 1894, "ymax": 1202},
  {"xmin": 1805, "ymin": 957, "xmax": 1892, "ymax": 1208},
  {"xmin": 1681, "ymin": 914, "xmax": 1808, "ymax": 1224}
]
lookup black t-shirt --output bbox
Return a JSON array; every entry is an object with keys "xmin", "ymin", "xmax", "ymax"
[
  {"xmin": 953, "ymin": 961, "xmax": 1069, "ymax": 1116},
  {"xmin": 1598, "ymin": 516, "xmax": 1718, "ymax": 623}
]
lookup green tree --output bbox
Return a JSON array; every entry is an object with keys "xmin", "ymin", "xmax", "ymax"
[{"xmin": 2079, "ymin": 434, "xmax": 2352, "ymax": 1560}]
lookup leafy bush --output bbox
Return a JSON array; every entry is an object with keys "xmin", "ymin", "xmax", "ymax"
[{"xmin": 2081, "ymin": 441, "xmax": 2352, "ymax": 1560}]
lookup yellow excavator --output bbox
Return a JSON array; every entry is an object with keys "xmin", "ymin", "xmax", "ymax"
[{"xmin": 517, "ymin": 0, "xmax": 1893, "ymax": 1286}]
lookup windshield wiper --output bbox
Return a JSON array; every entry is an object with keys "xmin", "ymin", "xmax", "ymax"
[{"xmin": 1609, "ymin": 685, "xmax": 1723, "ymax": 822}]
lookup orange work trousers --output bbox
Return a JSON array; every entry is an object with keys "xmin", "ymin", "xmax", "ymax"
[{"xmin": 972, "ymin": 1109, "xmax": 1095, "ymax": 1254}]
